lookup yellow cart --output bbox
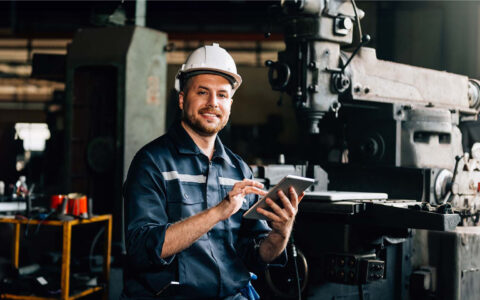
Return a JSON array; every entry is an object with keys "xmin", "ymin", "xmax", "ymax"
[{"xmin": 0, "ymin": 214, "xmax": 112, "ymax": 300}]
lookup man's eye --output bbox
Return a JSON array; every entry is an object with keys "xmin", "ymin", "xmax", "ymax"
[
  {"xmin": 218, "ymin": 94, "xmax": 227, "ymax": 98},
  {"xmin": 198, "ymin": 91, "xmax": 207, "ymax": 95}
]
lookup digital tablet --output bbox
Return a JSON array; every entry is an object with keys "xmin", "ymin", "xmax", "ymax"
[{"xmin": 243, "ymin": 175, "xmax": 315, "ymax": 220}]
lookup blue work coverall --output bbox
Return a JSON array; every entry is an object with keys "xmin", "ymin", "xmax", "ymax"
[{"xmin": 121, "ymin": 121, "xmax": 286, "ymax": 299}]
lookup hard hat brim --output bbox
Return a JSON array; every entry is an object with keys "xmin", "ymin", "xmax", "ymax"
[{"xmin": 178, "ymin": 67, "xmax": 242, "ymax": 90}]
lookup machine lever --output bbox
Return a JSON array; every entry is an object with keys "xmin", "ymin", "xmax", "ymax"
[
  {"xmin": 324, "ymin": 34, "xmax": 370, "ymax": 76},
  {"xmin": 340, "ymin": 34, "xmax": 370, "ymax": 73}
]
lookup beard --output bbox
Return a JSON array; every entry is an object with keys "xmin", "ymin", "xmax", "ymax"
[{"xmin": 182, "ymin": 106, "xmax": 228, "ymax": 136}]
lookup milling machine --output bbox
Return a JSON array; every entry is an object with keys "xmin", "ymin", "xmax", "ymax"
[{"xmin": 256, "ymin": 1, "xmax": 480, "ymax": 299}]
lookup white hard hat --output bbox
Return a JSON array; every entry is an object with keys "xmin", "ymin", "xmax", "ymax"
[{"xmin": 175, "ymin": 43, "xmax": 242, "ymax": 92}]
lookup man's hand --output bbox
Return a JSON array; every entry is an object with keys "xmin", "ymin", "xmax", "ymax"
[
  {"xmin": 256, "ymin": 187, "xmax": 305, "ymax": 263},
  {"xmin": 162, "ymin": 179, "xmax": 265, "ymax": 258},
  {"xmin": 257, "ymin": 187, "xmax": 305, "ymax": 237},
  {"xmin": 217, "ymin": 179, "xmax": 267, "ymax": 220}
]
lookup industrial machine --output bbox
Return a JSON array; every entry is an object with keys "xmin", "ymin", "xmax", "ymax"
[
  {"xmin": 53, "ymin": 2, "xmax": 480, "ymax": 299},
  {"xmin": 256, "ymin": 0, "xmax": 480, "ymax": 299},
  {"xmin": 64, "ymin": 27, "xmax": 168, "ymax": 254}
]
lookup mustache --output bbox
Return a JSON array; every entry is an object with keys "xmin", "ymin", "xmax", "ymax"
[{"xmin": 199, "ymin": 107, "xmax": 222, "ymax": 116}]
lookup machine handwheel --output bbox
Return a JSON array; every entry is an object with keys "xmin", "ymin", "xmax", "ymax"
[{"xmin": 265, "ymin": 248, "xmax": 309, "ymax": 298}]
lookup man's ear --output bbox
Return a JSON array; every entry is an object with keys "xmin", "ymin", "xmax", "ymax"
[{"xmin": 178, "ymin": 91, "xmax": 184, "ymax": 110}]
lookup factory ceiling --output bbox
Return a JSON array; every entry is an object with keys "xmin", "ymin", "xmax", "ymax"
[{"xmin": 0, "ymin": 1, "xmax": 280, "ymax": 39}]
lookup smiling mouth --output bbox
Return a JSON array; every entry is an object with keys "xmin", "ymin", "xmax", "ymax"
[
  {"xmin": 199, "ymin": 109, "xmax": 222, "ymax": 119},
  {"xmin": 201, "ymin": 113, "xmax": 218, "ymax": 118}
]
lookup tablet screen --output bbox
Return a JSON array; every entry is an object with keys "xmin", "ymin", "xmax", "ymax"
[{"xmin": 243, "ymin": 175, "xmax": 315, "ymax": 220}]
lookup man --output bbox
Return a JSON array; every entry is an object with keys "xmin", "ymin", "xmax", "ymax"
[{"xmin": 121, "ymin": 43, "xmax": 303, "ymax": 299}]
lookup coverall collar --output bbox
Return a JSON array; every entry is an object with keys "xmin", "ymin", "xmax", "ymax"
[{"xmin": 168, "ymin": 120, "xmax": 235, "ymax": 168}]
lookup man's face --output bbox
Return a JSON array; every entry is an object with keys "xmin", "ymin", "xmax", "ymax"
[{"xmin": 179, "ymin": 74, "xmax": 233, "ymax": 136}]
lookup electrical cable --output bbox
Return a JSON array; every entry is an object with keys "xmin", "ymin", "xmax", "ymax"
[
  {"xmin": 290, "ymin": 236, "xmax": 302, "ymax": 300},
  {"xmin": 89, "ymin": 227, "xmax": 105, "ymax": 273},
  {"xmin": 24, "ymin": 211, "xmax": 42, "ymax": 237},
  {"xmin": 350, "ymin": 0, "xmax": 363, "ymax": 42},
  {"xmin": 33, "ymin": 210, "xmax": 56, "ymax": 235},
  {"xmin": 338, "ymin": 0, "xmax": 371, "ymax": 74},
  {"xmin": 358, "ymin": 283, "xmax": 364, "ymax": 300}
]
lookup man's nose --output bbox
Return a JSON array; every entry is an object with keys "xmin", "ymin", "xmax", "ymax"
[{"xmin": 206, "ymin": 93, "xmax": 219, "ymax": 107}]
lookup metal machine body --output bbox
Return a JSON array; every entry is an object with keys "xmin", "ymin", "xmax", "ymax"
[
  {"xmin": 259, "ymin": 0, "xmax": 480, "ymax": 299},
  {"xmin": 65, "ymin": 26, "xmax": 168, "ymax": 252}
]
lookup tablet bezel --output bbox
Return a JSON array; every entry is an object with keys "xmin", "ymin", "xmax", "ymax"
[{"xmin": 243, "ymin": 175, "xmax": 315, "ymax": 220}]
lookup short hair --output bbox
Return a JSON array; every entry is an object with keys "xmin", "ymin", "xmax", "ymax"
[{"xmin": 181, "ymin": 76, "xmax": 194, "ymax": 93}]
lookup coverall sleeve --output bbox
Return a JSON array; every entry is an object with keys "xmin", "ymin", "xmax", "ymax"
[
  {"xmin": 123, "ymin": 149, "xmax": 174, "ymax": 271},
  {"xmin": 236, "ymin": 173, "xmax": 288, "ymax": 272}
]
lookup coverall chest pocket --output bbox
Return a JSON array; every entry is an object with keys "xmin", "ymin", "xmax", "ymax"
[
  {"xmin": 166, "ymin": 182, "xmax": 208, "ymax": 240},
  {"xmin": 221, "ymin": 186, "xmax": 250, "ymax": 241}
]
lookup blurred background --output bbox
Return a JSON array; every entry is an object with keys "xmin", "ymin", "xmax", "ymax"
[{"xmin": 0, "ymin": 1, "xmax": 479, "ymax": 299}]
